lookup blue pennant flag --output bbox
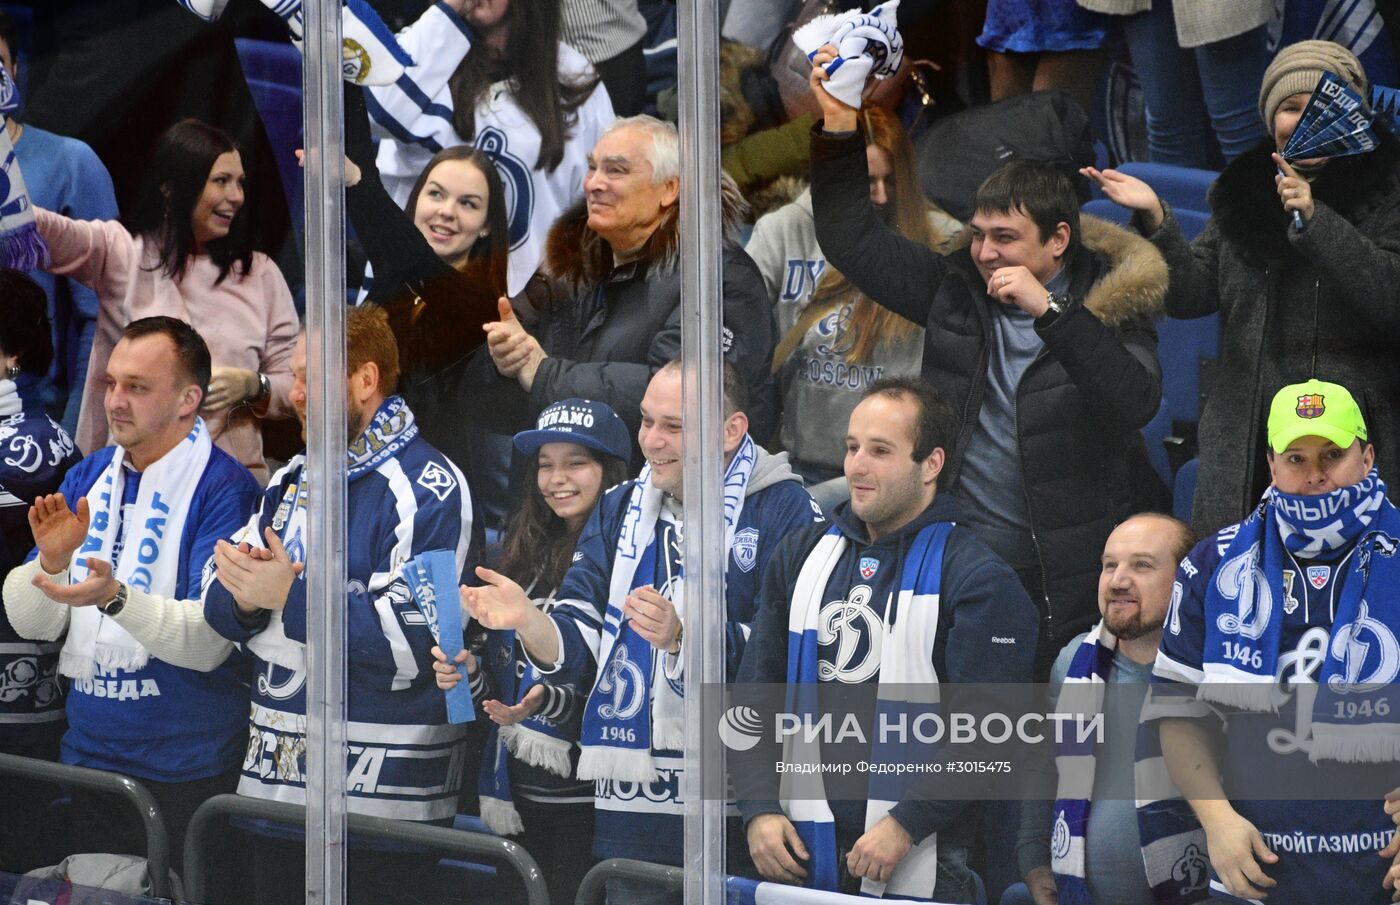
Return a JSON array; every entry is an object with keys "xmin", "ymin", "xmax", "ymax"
[
  {"xmin": 1372, "ymin": 84, "xmax": 1400, "ymax": 138},
  {"xmin": 404, "ymin": 549, "xmax": 475, "ymax": 724},
  {"xmin": 1283, "ymin": 70, "xmax": 1378, "ymax": 161}
]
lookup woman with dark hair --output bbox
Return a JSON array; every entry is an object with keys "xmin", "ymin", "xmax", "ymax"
[
  {"xmin": 35, "ymin": 118, "xmax": 297, "ymax": 484},
  {"xmin": 0, "ymin": 270, "xmax": 80, "ymax": 873},
  {"xmin": 331, "ymin": 85, "xmax": 517, "ymax": 492},
  {"xmin": 365, "ymin": 0, "xmax": 615, "ymax": 298},
  {"xmin": 432, "ymin": 398, "xmax": 630, "ymax": 905},
  {"xmin": 750, "ymin": 106, "xmax": 959, "ymax": 509}
]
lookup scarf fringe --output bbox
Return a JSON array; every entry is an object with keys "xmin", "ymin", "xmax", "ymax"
[
  {"xmin": 479, "ymin": 796, "xmax": 525, "ymax": 837},
  {"xmin": 500, "ymin": 724, "xmax": 573, "ymax": 777},
  {"xmin": 1309, "ymin": 730, "xmax": 1400, "ymax": 764},
  {"xmin": 576, "ymin": 746, "xmax": 658, "ymax": 783},
  {"xmin": 1197, "ymin": 680, "xmax": 1283, "ymax": 713},
  {"xmin": 58, "ymin": 649, "xmax": 97, "ymax": 681},
  {"xmin": 59, "ymin": 644, "xmax": 150, "ymax": 681},
  {"xmin": 653, "ymin": 716, "xmax": 685, "ymax": 754},
  {"xmin": 0, "ymin": 223, "xmax": 49, "ymax": 271}
]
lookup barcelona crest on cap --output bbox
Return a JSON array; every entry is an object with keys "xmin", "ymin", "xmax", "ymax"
[{"xmin": 1296, "ymin": 394, "xmax": 1326, "ymax": 419}]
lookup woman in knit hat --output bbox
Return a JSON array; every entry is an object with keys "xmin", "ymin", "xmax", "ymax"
[{"xmin": 1083, "ymin": 39, "xmax": 1400, "ymax": 535}]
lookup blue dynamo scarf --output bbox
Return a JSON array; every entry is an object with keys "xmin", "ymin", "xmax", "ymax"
[
  {"xmin": 0, "ymin": 68, "xmax": 48, "ymax": 272},
  {"xmin": 1051, "ymin": 623, "xmax": 1211, "ymax": 905},
  {"xmin": 1200, "ymin": 469, "xmax": 1400, "ymax": 762},
  {"xmin": 782, "ymin": 521, "xmax": 949, "ymax": 898},
  {"xmin": 477, "ymin": 619, "xmax": 581, "ymax": 836}
]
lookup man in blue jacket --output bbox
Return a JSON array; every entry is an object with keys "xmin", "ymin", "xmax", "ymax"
[
  {"xmin": 203, "ymin": 305, "xmax": 475, "ymax": 905},
  {"xmin": 463, "ymin": 358, "xmax": 822, "ymax": 902},
  {"xmin": 733, "ymin": 377, "xmax": 1039, "ymax": 902},
  {"xmin": 3, "ymin": 316, "xmax": 259, "ymax": 870}
]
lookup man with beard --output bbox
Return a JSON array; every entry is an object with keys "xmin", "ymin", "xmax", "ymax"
[
  {"xmin": 202, "ymin": 305, "xmax": 474, "ymax": 905},
  {"xmin": 1010, "ymin": 513, "xmax": 1209, "ymax": 905}
]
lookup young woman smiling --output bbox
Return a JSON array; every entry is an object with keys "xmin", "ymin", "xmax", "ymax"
[
  {"xmin": 328, "ymin": 85, "xmax": 520, "ymax": 502},
  {"xmin": 433, "ymin": 398, "xmax": 630, "ymax": 905},
  {"xmin": 35, "ymin": 118, "xmax": 297, "ymax": 484}
]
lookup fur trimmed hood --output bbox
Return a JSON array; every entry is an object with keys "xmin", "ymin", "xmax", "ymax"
[
  {"xmin": 1210, "ymin": 135, "xmax": 1400, "ymax": 264},
  {"xmin": 951, "ymin": 213, "xmax": 1168, "ymax": 327},
  {"xmin": 545, "ymin": 173, "xmax": 750, "ymax": 288}
]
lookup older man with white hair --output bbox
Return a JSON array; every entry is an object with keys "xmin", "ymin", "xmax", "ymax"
[{"xmin": 482, "ymin": 114, "xmax": 778, "ymax": 447}]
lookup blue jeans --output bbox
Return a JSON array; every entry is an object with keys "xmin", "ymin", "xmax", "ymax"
[{"xmin": 1121, "ymin": 5, "xmax": 1268, "ymax": 166}]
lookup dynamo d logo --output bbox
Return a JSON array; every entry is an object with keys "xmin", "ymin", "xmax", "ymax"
[
  {"xmin": 1050, "ymin": 809, "xmax": 1071, "ymax": 862},
  {"xmin": 717, "ymin": 705, "xmax": 764, "ymax": 751}
]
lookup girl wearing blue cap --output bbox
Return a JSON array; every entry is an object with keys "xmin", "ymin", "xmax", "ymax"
[{"xmin": 432, "ymin": 398, "xmax": 630, "ymax": 905}]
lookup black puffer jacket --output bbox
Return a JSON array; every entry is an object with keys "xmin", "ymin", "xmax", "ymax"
[
  {"xmin": 513, "ymin": 177, "xmax": 777, "ymax": 444},
  {"xmin": 810, "ymin": 126, "xmax": 1167, "ymax": 652},
  {"xmin": 1145, "ymin": 137, "xmax": 1400, "ymax": 533}
]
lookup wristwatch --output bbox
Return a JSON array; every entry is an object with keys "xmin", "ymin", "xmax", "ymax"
[
  {"xmin": 254, "ymin": 372, "xmax": 271, "ymax": 402},
  {"xmin": 99, "ymin": 581, "xmax": 128, "ymax": 617},
  {"xmin": 1041, "ymin": 291, "xmax": 1070, "ymax": 324}
]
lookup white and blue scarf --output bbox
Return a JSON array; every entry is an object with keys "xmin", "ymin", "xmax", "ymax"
[
  {"xmin": 781, "ymin": 521, "xmax": 949, "ymax": 898},
  {"xmin": 477, "ymin": 596, "xmax": 581, "ymax": 837},
  {"xmin": 0, "ymin": 70, "xmax": 49, "ymax": 272},
  {"xmin": 1050, "ymin": 622, "xmax": 1211, "ymax": 905},
  {"xmin": 1200, "ymin": 468, "xmax": 1400, "ymax": 762},
  {"xmin": 59, "ymin": 418, "xmax": 212, "ymax": 679},
  {"xmin": 793, "ymin": 0, "xmax": 904, "ymax": 110},
  {"xmin": 265, "ymin": 0, "xmax": 413, "ymax": 86},
  {"xmin": 176, "ymin": 0, "xmax": 412, "ymax": 85},
  {"xmin": 575, "ymin": 435, "xmax": 758, "ymax": 783},
  {"xmin": 244, "ymin": 397, "xmax": 417, "ymax": 671}
]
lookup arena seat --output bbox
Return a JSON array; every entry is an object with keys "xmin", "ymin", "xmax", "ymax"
[
  {"xmin": 1157, "ymin": 314, "xmax": 1219, "ymax": 425},
  {"xmin": 1118, "ymin": 161, "xmax": 1217, "ymax": 215},
  {"xmin": 234, "ymin": 38, "xmax": 304, "ymax": 242},
  {"xmin": 1140, "ymin": 399, "xmax": 1172, "ymax": 486},
  {"xmin": 1173, "ymin": 457, "xmax": 1199, "ymax": 523}
]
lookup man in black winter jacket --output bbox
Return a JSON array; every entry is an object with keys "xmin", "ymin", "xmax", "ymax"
[
  {"xmin": 480, "ymin": 114, "xmax": 777, "ymax": 447},
  {"xmin": 805, "ymin": 47, "xmax": 1168, "ymax": 677},
  {"xmin": 734, "ymin": 378, "xmax": 1038, "ymax": 902}
]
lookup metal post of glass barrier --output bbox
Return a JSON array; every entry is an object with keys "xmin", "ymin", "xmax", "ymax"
[
  {"xmin": 676, "ymin": 2, "xmax": 727, "ymax": 905},
  {"xmin": 301, "ymin": 1, "xmax": 349, "ymax": 903}
]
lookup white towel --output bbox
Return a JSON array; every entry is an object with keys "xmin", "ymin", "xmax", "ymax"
[{"xmin": 793, "ymin": 0, "xmax": 904, "ymax": 110}]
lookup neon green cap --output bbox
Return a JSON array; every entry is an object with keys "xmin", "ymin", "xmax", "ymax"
[{"xmin": 1267, "ymin": 379, "xmax": 1368, "ymax": 454}]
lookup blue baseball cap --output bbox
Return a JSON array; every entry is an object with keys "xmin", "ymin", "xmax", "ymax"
[{"xmin": 513, "ymin": 398, "xmax": 632, "ymax": 462}]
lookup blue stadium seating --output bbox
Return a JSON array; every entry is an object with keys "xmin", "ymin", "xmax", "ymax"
[
  {"xmin": 1118, "ymin": 161, "xmax": 1217, "ymax": 214},
  {"xmin": 1157, "ymin": 314, "xmax": 1218, "ymax": 425},
  {"xmin": 1173, "ymin": 457, "xmax": 1199, "ymax": 522},
  {"xmin": 1140, "ymin": 400, "xmax": 1172, "ymax": 487},
  {"xmin": 234, "ymin": 38, "xmax": 305, "ymax": 243}
]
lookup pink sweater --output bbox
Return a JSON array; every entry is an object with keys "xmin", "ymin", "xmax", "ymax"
[{"xmin": 37, "ymin": 208, "xmax": 299, "ymax": 485}]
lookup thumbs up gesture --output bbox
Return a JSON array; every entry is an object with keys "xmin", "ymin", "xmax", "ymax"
[{"xmin": 484, "ymin": 296, "xmax": 547, "ymax": 390}]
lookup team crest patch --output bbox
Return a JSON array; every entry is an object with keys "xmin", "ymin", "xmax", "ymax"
[
  {"xmin": 732, "ymin": 528, "xmax": 759, "ymax": 573},
  {"xmin": 859, "ymin": 557, "xmax": 879, "ymax": 579},
  {"xmin": 1307, "ymin": 565, "xmax": 1331, "ymax": 589},
  {"xmin": 1296, "ymin": 394, "xmax": 1326, "ymax": 418},
  {"xmin": 416, "ymin": 461, "xmax": 457, "ymax": 501}
]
